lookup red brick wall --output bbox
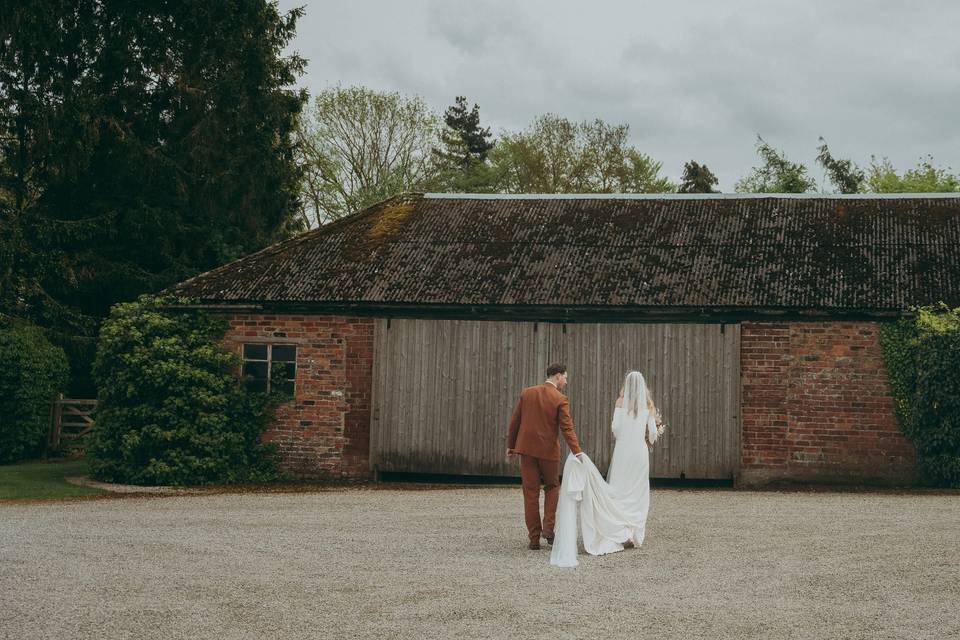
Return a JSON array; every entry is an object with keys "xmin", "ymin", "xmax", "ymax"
[
  {"xmin": 740, "ymin": 321, "xmax": 914, "ymax": 485},
  {"xmin": 224, "ymin": 313, "xmax": 374, "ymax": 479}
]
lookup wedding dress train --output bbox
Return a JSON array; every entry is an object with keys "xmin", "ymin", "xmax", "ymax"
[{"xmin": 550, "ymin": 407, "xmax": 657, "ymax": 568}]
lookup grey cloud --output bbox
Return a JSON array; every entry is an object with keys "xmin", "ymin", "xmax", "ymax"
[
  {"xmin": 278, "ymin": 0, "xmax": 960, "ymax": 190},
  {"xmin": 426, "ymin": 0, "xmax": 531, "ymax": 56}
]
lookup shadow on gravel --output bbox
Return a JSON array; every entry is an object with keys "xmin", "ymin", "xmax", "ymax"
[{"xmin": 379, "ymin": 471, "xmax": 734, "ymax": 489}]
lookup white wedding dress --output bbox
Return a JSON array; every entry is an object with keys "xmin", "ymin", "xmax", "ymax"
[{"xmin": 550, "ymin": 407, "xmax": 657, "ymax": 568}]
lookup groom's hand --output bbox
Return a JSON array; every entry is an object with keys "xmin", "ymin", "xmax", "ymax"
[{"xmin": 506, "ymin": 448, "xmax": 517, "ymax": 460}]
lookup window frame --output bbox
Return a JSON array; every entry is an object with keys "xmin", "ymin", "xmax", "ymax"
[{"xmin": 241, "ymin": 343, "xmax": 297, "ymax": 395}]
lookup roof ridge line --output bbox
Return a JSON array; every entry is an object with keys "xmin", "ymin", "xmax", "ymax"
[{"xmin": 424, "ymin": 192, "xmax": 960, "ymax": 200}]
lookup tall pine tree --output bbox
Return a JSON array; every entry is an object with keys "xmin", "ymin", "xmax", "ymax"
[
  {"xmin": 0, "ymin": 1, "xmax": 307, "ymax": 392},
  {"xmin": 678, "ymin": 161, "xmax": 720, "ymax": 193},
  {"xmin": 435, "ymin": 96, "xmax": 494, "ymax": 168},
  {"xmin": 429, "ymin": 96, "xmax": 498, "ymax": 193}
]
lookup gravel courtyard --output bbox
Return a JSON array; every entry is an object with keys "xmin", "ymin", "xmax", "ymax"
[{"xmin": 1, "ymin": 487, "xmax": 958, "ymax": 640}]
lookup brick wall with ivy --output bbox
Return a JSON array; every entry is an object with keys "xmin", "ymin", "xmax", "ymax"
[
  {"xmin": 740, "ymin": 321, "xmax": 914, "ymax": 485},
  {"xmin": 224, "ymin": 313, "xmax": 374, "ymax": 479}
]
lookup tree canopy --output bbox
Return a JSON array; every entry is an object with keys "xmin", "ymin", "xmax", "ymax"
[
  {"xmin": 816, "ymin": 138, "xmax": 865, "ymax": 194},
  {"xmin": 487, "ymin": 114, "xmax": 675, "ymax": 194},
  {"xmin": 0, "ymin": 1, "xmax": 307, "ymax": 392},
  {"xmin": 295, "ymin": 85, "xmax": 440, "ymax": 225},
  {"xmin": 435, "ymin": 96, "xmax": 495, "ymax": 168},
  {"xmin": 678, "ymin": 161, "xmax": 720, "ymax": 193},
  {"xmin": 735, "ymin": 137, "xmax": 817, "ymax": 193},
  {"xmin": 866, "ymin": 157, "xmax": 960, "ymax": 193}
]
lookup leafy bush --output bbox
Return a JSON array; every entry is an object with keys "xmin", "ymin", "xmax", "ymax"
[
  {"xmin": 88, "ymin": 296, "xmax": 283, "ymax": 485},
  {"xmin": 880, "ymin": 305, "xmax": 960, "ymax": 487},
  {"xmin": 0, "ymin": 320, "xmax": 70, "ymax": 463}
]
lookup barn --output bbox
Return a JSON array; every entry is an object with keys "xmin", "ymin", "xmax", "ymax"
[{"xmin": 172, "ymin": 192, "xmax": 960, "ymax": 486}]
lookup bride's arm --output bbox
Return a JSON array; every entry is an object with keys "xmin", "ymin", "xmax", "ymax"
[
  {"xmin": 645, "ymin": 412, "xmax": 658, "ymax": 447},
  {"xmin": 611, "ymin": 395, "xmax": 624, "ymax": 438}
]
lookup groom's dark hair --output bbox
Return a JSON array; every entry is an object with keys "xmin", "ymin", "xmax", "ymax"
[{"xmin": 546, "ymin": 363, "xmax": 567, "ymax": 377}]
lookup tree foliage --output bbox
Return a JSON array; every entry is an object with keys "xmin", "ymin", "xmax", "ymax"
[
  {"xmin": 295, "ymin": 85, "xmax": 441, "ymax": 225},
  {"xmin": 866, "ymin": 157, "xmax": 960, "ymax": 193},
  {"xmin": 434, "ymin": 96, "xmax": 494, "ymax": 168},
  {"xmin": 678, "ymin": 161, "xmax": 719, "ymax": 193},
  {"xmin": 735, "ymin": 136, "xmax": 817, "ymax": 194},
  {"xmin": 88, "ymin": 296, "xmax": 283, "ymax": 485},
  {"xmin": 488, "ymin": 114, "xmax": 674, "ymax": 194},
  {"xmin": 0, "ymin": 1, "xmax": 307, "ymax": 393},
  {"xmin": 0, "ymin": 318, "xmax": 69, "ymax": 463},
  {"xmin": 880, "ymin": 305, "xmax": 960, "ymax": 487},
  {"xmin": 430, "ymin": 96, "xmax": 497, "ymax": 193},
  {"xmin": 816, "ymin": 138, "xmax": 865, "ymax": 194}
]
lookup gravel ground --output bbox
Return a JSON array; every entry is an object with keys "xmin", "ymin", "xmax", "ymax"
[{"xmin": 1, "ymin": 487, "xmax": 958, "ymax": 640}]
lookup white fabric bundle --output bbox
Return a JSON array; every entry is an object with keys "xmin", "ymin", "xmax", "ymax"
[{"xmin": 550, "ymin": 406, "xmax": 655, "ymax": 568}]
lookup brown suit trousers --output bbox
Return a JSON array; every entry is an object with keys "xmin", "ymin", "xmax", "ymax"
[
  {"xmin": 507, "ymin": 383, "xmax": 583, "ymax": 543},
  {"xmin": 519, "ymin": 455, "xmax": 559, "ymax": 543}
]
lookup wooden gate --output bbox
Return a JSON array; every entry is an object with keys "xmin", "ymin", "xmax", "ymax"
[
  {"xmin": 48, "ymin": 394, "xmax": 97, "ymax": 454},
  {"xmin": 370, "ymin": 319, "xmax": 740, "ymax": 479}
]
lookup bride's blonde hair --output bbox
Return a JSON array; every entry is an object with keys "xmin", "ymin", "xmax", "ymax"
[{"xmin": 620, "ymin": 371, "xmax": 656, "ymax": 418}]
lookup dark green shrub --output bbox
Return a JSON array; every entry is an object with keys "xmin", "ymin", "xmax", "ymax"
[
  {"xmin": 88, "ymin": 296, "xmax": 283, "ymax": 485},
  {"xmin": 0, "ymin": 320, "xmax": 70, "ymax": 463},
  {"xmin": 880, "ymin": 305, "xmax": 960, "ymax": 487}
]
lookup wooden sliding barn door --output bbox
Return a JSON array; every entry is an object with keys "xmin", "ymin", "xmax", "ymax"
[{"xmin": 370, "ymin": 319, "xmax": 740, "ymax": 479}]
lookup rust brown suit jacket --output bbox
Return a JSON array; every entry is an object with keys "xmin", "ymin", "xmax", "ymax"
[{"xmin": 507, "ymin": 382, "xmax": 583, "ymax": 461}]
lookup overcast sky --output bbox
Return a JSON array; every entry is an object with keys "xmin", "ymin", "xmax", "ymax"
[{"xmin": 277, "ymin": 0, "xmax": 960, "ymax": 191}]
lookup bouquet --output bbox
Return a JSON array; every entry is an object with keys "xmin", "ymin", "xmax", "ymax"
[
  {"xmin": 646, "ymin": 408, "xmax": 667, "ymax": 448},
  {"xmin": 655, "ymin": 408, "xmax": 668, "ymax": 437}
]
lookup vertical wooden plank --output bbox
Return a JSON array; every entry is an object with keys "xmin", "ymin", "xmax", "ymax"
[
  {"xmin": 50, "ymin": 393, "xmax": 64, "ymax": 451},
  {"xmin": 451, "ymin": 319, "xmax": 464, "ymax": 473},
  {"xmin": 700, "ymin": 326, "xmax": 708, "ymax": 476},
  {"xmin": 464, "ymin": 321, "xmax": 478, "ymax": 474},
  {"xmin": 396, "ymin": 319, "xmax": 408, "ymax": 466},
  {"xmin": 431, "ymin": 321, "xmax": 443, "ymax": 469},
  {"xmin": 477, "ymin": 321, "xmax": 489, "ymax": 476},
  {"xmin": 438, "ymin": 320, "xmax": 451, "ymax": 471},
  {"xmin": 415, "ymin": 319, "xmax": 425, "ymax": 467}
]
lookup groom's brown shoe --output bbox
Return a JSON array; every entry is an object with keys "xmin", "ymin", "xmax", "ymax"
[
  {"xmin": 528, "ymin": 541, "xmax": 540, "ymax": 550},
  {"xmin": 542, "ymin": 530, "xmax": 555, "ymax": 545}
]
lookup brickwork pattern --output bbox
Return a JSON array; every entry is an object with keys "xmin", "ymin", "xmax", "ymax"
[
  {"xmin": 740, "ymin": 321, "xmax": 914, "ymax": 484},
  {"xmin": 224, "ymin": 314, "xmax": 374, "ymax": 479}
]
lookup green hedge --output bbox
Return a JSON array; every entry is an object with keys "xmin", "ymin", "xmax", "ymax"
[
  {"xmin": 0, "ymin": 320, "xmax": 70, "ymax": 464},
  {"xmin": 880, "ymin": 305, "xmax": 960, "ymax": 487},
  {"xmin": 88, "ymin": 296, "xmax": 284, "ymax": 485}
]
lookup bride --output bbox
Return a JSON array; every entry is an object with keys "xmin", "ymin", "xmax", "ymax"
[{"xmin": 550, "ymin": 371, "xmax": 659, "ymax": 568}]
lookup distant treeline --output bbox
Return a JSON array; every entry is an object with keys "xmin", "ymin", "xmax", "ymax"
[{"xmin": 296, "ymin": 85, "xmax": 960, "ymax": 225}]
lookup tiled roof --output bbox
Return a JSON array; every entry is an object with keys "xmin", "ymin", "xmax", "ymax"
[{"xmin": 172, "ymin": 193, "xmax": 960, "ymax": 314}]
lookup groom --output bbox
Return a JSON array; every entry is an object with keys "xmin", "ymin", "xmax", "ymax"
[{"xmin": 506, "ymin": 363, "xmax": 584, "ymax": 550}]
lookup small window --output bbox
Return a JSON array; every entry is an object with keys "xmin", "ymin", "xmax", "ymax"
[
  {"xmin": 243, "ymin": 344, "xmax": 268, "ymax": 360},
  {"xmin": 241, "ymin": 343, "xmax": 297, "ymax": 395},
  {"xmin": 272, "ymin": 345, "xmax": 296, "ymax": 362}
]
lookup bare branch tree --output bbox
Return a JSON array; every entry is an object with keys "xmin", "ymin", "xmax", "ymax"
[
  {"xmin": 294, "ymin": 86, "xmax": 441, "ymax": 226},
  {"xmin": 489, "ymin": 114, "xmax": 674, "ymax": 194}
]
